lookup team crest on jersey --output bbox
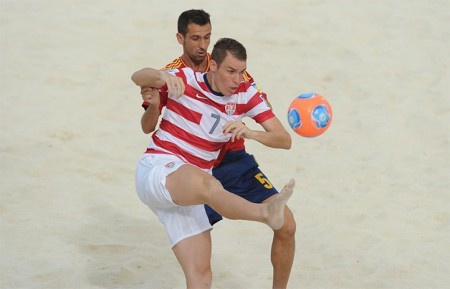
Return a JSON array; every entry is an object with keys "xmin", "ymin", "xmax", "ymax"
[
  {"xmin": 225, "ymin": 101, "xmax": 236, "ymax": 115},
  {"xmin": 165, "ymin": 161, "xmax": 175, "ymax": 168}
]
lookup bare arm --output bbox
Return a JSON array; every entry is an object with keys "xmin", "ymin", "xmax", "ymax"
[
  {"xmin": 131, "ymin": 68, "xmax": 166, "ymax": 88},
  {"xmin": 141, "ymin": 106, "xmax": 160, "ymax": 134},
  {"xmin": 238, "ymin": 73, "xmax": 290, "ymax": 147},
  {"xmin": 132, "ymin": 67, "xmax": 186, "ymax": 133},
  {"xmin": 140, "ymin": 87, "xmax": 161, "ymax": 134},
  {"xmin": 131, "ymin": 67, "xmax": 185, "ymax": 98},
  {"xmin": 223, "ymin": 117, "xmax": 292, "ymax": 149}
]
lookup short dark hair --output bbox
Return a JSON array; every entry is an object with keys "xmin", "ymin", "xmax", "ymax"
[
  {"xmin": 211, "ymin": 38, "xmax": 247, "ymax": 67},
  {"xmin": 177, "ymin": 9, "xmax": 211, "ymax": 36}
]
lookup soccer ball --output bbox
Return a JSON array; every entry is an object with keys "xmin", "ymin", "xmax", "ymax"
[{"xmin": 287, "ymin": 92, "xmax": 332, "ymax": 137}]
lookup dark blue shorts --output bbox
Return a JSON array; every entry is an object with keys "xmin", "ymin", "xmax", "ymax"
[{"xmin": 205, "ymin": 150, "xmax": 279, "ymax": 225}]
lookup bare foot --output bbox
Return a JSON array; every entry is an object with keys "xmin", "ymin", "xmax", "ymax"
[{"xmin": 266, "ymin": 179, "xmax": 295, "ymax": 230}]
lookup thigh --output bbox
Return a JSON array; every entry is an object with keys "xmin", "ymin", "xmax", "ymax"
[
  {"xmin": 136, "ymin": 154, "xmax": 212, "ymax": 247},
  {"xmin": 220, "ymin": 165, "xmax": 279, "ymax": 203},
  {"xmin": 207, "ymin": 163, "xmax": 279, "ymax": 225},
  {"xmin": 166, "ymin": 163, "xmax": 218, "ymax": 206}
]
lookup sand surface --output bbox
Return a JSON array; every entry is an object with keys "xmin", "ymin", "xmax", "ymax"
[{"xmin": 1, "ymin": 0, "xmax": 449, "ymax": 288}]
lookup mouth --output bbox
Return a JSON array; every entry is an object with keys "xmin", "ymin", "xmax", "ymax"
[{"xmin": 197, "ymin": 50, "xmax": 206, "ymax": 57}]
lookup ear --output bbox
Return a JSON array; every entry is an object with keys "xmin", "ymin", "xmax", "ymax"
[
  {"xmin": 210, "ymin": 59, "xmax": 217, "ymax": 72},
  {"xmin": 176, "ymin": 33, "xmax": 184, "ymax": 45}
]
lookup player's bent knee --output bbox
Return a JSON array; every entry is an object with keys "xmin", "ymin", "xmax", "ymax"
[
  {"xmin": 276, "ymin": 208, "xmax": 296, "ymax": 237},
  {"xmin": 200, "ymin": 174, "xmax": 224, "ymax": 200}
]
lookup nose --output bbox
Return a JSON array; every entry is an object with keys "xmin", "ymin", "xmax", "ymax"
[
  {"xmin": 231, "ymin": 74, "xmax": 238, "ymax": 85},
  {"xmin": 199, "ymin": 39, "xmax": 207, "ymax": 50}
]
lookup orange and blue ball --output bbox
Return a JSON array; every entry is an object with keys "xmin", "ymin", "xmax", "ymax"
[{"xmin": 287, "ymin": 93, "xmax": 333, "ymax": 137}]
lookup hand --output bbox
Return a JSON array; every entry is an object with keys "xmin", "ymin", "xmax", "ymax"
[
  {"xmin": 140, "ymin": 86, "xmax": 160, "ymax": 107},
  {"xmin": 160, "ymin": 71, "xmax": 185, "ymax": 98},
  {"xmin": 223, "ymin": 121, "xmax": 252, "ymax": 142}
]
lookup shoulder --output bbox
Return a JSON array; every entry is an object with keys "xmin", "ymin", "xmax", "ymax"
[
  {"xmin": 166, "ymin": 67, "xmax": 197, "ymax": 85},
  {"xmin": 243, "ymin": 70, "xmax": 254, "ymax": 82},
  {"xmin": 235, "ymin": 81, "xmax": 258, "ymax": 95},
  {"xmin": 161, "ymin": 56, "xmax": 185, "ymax": 70},
  {"xmin": 242, "ymin": 70, "xmax": 266, "ymax": 96}
]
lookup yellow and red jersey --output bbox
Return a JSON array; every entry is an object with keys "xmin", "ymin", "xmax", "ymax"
[{"xmin": 161, "ymin": 53, "xmax": 256, "ymax": 85}]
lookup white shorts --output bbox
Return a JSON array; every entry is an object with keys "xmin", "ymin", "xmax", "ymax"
[{"xmin": 135, "ymin": 154, "xmax": 212, "ymax": 247}]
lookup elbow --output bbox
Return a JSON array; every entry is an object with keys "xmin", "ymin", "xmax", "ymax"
[
  {"xmin": 131, "ymin": 68, "xmax": 150, "ymax": 86},
  {"xmin": 285, "ymin": 141, "xmax": 292, "ymax": 150},
  {"xmin": 283, "ymin": 134, "xmax": 292, "ymax": 150},
  {"xmin": 131, "ymin": 71, "xmax": 139, "ymax": 85},
  {"xmin": 271, "ymin": 134, "xmax": 291, "ymax": 149},
  {"xmin": 142, "ymin": 126, "xmax": 155, "ymax": 134},
  {"xmin": 141, "ymin": 122, "xmax": 156, "ymax": 134}
]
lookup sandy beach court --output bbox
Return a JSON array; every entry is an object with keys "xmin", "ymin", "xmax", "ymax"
[{"xmin": 1, "ymin": 1, "xmax": 449, "ymax": 288}]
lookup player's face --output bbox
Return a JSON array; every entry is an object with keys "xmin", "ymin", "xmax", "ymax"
[
  {"xmin": 212, "ymin": 53, "xmax": 246, "ymax": 96},
  {"xmin": 180, "ymin": 23, "xmax": 211, "ymax": 65}
]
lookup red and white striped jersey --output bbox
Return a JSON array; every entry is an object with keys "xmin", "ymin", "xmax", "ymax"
[
  {"xmin": 145, "ymin": 67, "xmax": 274, "ymax": 171},
  {"xmin": 156, "ymin": 54, "xmax": 269, "ymax": 166}
]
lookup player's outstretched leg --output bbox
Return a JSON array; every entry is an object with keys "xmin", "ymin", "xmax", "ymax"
[{"xmin": 266, "ymin": 179, "xmax": 295, "ymax": 230}]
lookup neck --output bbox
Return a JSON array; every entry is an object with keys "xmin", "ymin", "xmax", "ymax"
[
  {"xmin": 205, "ymin": 72, "xmax": 220, "ymax": 94},
  {"xmin": 181, "ymin": 55, "xmax": 208, "ymax": 72}
]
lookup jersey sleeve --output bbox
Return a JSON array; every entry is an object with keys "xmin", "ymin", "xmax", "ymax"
[
  {"xmin": 244, "ymin": 70, "xmax": 270, "ymax": 104},
  {"xmin": 241, "ymin": 82, "xmax": 275, "ymax": 124}
]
